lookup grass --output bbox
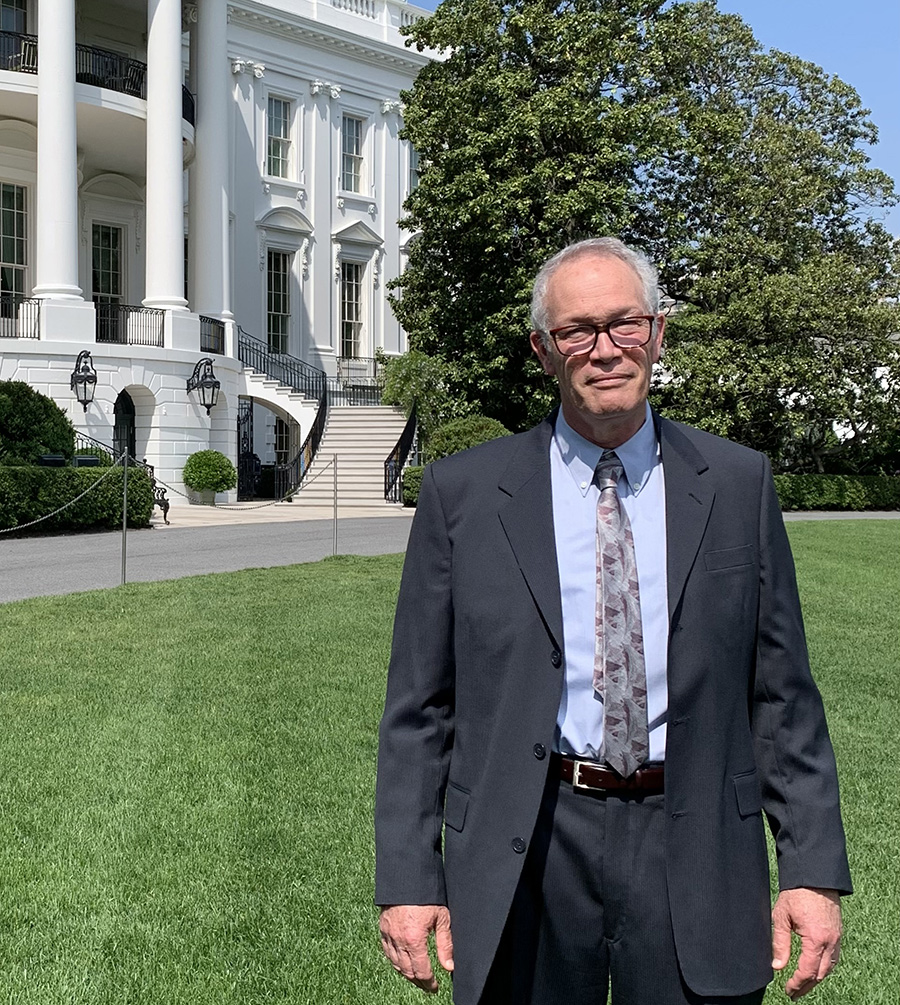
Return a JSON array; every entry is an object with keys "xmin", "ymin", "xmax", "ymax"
[{"xmin": 0, "ymin": 524, "xmax": 895, "ymax": 1003}]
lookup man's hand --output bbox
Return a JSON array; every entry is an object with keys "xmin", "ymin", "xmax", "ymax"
[
  {"xmin": 379, "ymin": 904, "xmax": 454, "ymax": 994},
  {"xmin": 772, "ymin": 887, "xmax": 842, "ymax": 1000}
]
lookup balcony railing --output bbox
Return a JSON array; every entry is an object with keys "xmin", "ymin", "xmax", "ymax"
[
  {"xmin": 199, "ymin": 315, "xmax": 225, "ymax": 355},
  {"xmin": 0, "ymin": 296, "xmax": 40, "ymax": 338},
  {"xmin": 0, "ymin": 33, "xmax": 195, "ymax": 126},
  {"xmin": 95, "ymin": 303, "xmax": 164, "ymax": 347},
  {"xmin": 0, "ymin": 30, "xmax": 36, "ymax": 72}
]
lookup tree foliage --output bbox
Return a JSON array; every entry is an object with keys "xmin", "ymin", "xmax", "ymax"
[
  {"xmin": 0, "ymin": 381, "xmax": 75, "ymax": 465},
  {"xmin": 392, "ymin": 0, "xmax": 899, "ymax": 470}
]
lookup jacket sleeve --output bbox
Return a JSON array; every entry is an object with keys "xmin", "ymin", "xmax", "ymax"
[
  {"xmin": 752, "ymin": 454, "xmax": 852, "ymax": 894},
  {"xmin": 375, "ymin": 463, "xmax": 455, "ymax": 906}
]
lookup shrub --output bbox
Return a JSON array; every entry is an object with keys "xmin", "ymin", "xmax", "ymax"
[
  {"xmin": 427, "ymin": 415, "xmax": 511, "ymax": 462},
  {"xmin": 0, "ymin": 381, "xmax": 75, "ymax": 465},
  {"xmin": 0, "ymin": 466, "xmax": 152, "ymax": 534},
  {"xmin": 773, "ymin": 474, "xmax": 900, "ymax": 511},
  {"xmin": 379, "ymin": 350, "xmax": 472, "ymax": 448},
  {"xmin": 402, "ymin": 465, "xmax": 424, "ymax": 507},
  {"xmin": 182, "ymin": 450, "xmax": 237, "ymax": 493}
]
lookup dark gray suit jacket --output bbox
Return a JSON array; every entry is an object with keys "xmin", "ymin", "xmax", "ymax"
[{"xmin": 375, "ymin": 412, "xmax": 851, "ymax": 1004}]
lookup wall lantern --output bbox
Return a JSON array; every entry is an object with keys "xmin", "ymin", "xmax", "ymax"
[
  {"xmin": 187, "ymin": 357, "xmax": 221, "ymax": 415},
  {"xmin": 70, "ymin": 350, "xmax": 97, "ymax": 411}
]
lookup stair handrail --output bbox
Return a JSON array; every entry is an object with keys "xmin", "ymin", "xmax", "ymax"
[
  {"xmin": 384, "ymin": 402, "xmax": 418, "ymax": 503},
  {"xmin": 237, "ymin": 326, "xmax": 326, "ymax": 401},
  {"xmin": 274, "ymin": 384, "xmax": 329, "ymax": 499},
  {"xmin": 74, "ymin": 431, "xmax": 170, "ymax": 521}
]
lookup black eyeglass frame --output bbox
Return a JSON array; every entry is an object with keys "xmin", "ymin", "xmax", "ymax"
[{"xmin": 546, "ymin": 315, "xmax": 660, "ymax": 356}]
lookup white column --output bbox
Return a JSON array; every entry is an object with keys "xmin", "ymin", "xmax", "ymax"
[
  {"xmin": 144, "ymin": 0, "xmax": 188, "ymax": 311},
  {"xmin": 189, "ymin": 0, "xmax": 232, "ymax": 320},
  {"xmin": 33, "ymin": 0, "xmax": 82, "ymax": 300}
]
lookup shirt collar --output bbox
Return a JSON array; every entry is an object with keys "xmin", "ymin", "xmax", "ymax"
[{"xmin": 554, "ymin": 403, "xmax": 659, "ymax": 498}]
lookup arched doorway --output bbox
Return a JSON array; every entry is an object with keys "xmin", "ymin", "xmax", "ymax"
[{"xmin": 113, "ymin": 389, "xmax": 136, "ymax": 460}]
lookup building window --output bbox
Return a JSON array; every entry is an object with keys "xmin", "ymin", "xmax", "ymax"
[
  {"xmin": 341, "ymin": 115, "xmax": 364, "ymax": 193},
  {"xmin": 0, "ymin": 0, "xmax": 26, "ymax": 33},
  {"xmin": 267, "ymin": 249, "xmax": 291, "ymax": 354},
  {"xmin": 0, "ymin": 182, "xmax": 26, "ymax": 301},
  {"xmin": 340, "ymin": 261, "xmax": 363, "ymax": 358},
  {"xmin": 275, "ymin": 417, "xmax": 291, "ymax": 465},
  {"xmin": 91, "ymin": 224, "xmax": 122, "ymax": 305},
  {"xmin": 408, "ymin": 145, "xmax": 420, "ymax": 195},
  {"xmin": 267, "ymin": 97, "xmax": 292, "ymax": 178}
]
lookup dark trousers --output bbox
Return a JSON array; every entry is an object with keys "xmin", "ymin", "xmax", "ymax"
[{"xmin": 479, "ymin": 775, "xmax": 767, "ymax": 1005}]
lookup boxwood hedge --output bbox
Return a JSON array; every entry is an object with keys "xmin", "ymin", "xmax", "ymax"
[
  {"xmin": 401, "ymin": 468, "xmax": 900, "ymax": 511},
  {"xmin": 0, "ymin": 465, "xmax": 153, "ymax": 534}
]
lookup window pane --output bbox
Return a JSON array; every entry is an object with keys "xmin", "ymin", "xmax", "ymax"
[
  {"xmin": 340, "ymin": 261, "xmax": 363, "ymax": 358},
  {"xmin": 267, "ymin": 97, "xmax": 292, "ymax": 178},
  {"xmin": 0, "ymin": 182, "xmax": 26, "ymax": 298},
  {"xmin": 267, "ymin": 250, "xmax": 292, "ymax": 354},
  {"xmin": 341, "ymin": 116, "xmax": 363, "ymax": 193}
]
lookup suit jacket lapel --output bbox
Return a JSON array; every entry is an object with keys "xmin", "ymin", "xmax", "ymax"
[
  {"xmin": 497, "ymin": 415, "xmax": 564, "ymax": 651},
  {"xmin": 657, "ymin": 415, "xmax": 715, "ymax": 626}
]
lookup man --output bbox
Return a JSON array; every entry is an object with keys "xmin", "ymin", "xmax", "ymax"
[{"xmin": 375, "ymin": 238, "xmax": 851, "ymax": 1004}]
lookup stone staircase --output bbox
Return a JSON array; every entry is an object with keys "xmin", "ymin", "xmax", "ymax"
[
  {"xmin": 240, "ymin": 367, "xmax": 320, "ymax": 430},
  {"xmin": 296, "ymin": 405, "xmax": 409, "ymax": 507}
]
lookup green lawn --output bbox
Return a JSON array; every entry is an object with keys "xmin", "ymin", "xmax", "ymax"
[{"xmin": 0, "ymin": 524, "xmax": 896, "ymax": 1004}]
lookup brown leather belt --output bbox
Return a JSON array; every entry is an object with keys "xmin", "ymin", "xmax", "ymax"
[{"xmin": 557, "ymin": 754, "xmax": 664, "ymax": 794}]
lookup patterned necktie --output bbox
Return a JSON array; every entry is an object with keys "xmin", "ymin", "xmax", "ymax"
[{"xmin": 593, "ymin": 450, "xmax": 649, "ymax": 777}]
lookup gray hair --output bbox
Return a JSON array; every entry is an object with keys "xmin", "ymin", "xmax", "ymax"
[{"xmin": 530, "ymin": 238, "xmax": 660, "ymax": 339}]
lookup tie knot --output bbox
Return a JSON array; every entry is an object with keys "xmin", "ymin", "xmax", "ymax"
[{"xmin": 595, "ymin": 450, "xmax": 623, "ymax": 490}]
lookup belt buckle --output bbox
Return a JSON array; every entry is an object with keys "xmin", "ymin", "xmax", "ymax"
[{"xmin": 571, "ymin": 759, "xmax": 593, "ymax": 791}]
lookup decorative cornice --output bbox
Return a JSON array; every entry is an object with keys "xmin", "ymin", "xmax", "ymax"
[
  {"xmin": 380, "ymin": 99, "xmax": 403, "ymax": 115},
  {"xmin": 183, "ymin": 3, "xmax": 198, "ymax": 30},
  {"xmin": 333, "ymin": 242, "xmax": 342, "ymax": 281},
  {"xmin": 227, "ymin": 3, "xmax": 433, "ymax": 73},
  {"xmin": 232, "ymin": 58, "xmax": 266, "ymax": 78},
  {"xmin": 310, "ymin": 79, "xmax": 342, "ymax": 99}
]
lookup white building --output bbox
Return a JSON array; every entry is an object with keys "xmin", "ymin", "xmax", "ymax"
[{"xmin": 0, "ymin": 0, "xmax": 428, "ymax": 502}]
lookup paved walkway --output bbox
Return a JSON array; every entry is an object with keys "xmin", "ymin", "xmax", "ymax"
[
  {"xmin": 1, "ymin": 501, "xmax": 897, "ymax": 605},
  {"xmin": 0, "ymin": 501, "xmax": 415, "ymax": 604}
]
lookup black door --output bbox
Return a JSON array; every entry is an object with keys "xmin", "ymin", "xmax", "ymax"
[
  {"xmin": 113, "ymin": 390, "xmax": 136, "ymax": 461},
  {"xmin": 237, "ymin": 399, "xmax": 258, "ymax": 500}
]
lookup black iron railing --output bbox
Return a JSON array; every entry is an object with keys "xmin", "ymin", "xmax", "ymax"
[
  {"xmin": 0, "ymin": 31, "xmax": 36, "ymax": 72},
  {"xmin": 74, "ymin": 431, "xmax": 170, "ymax": 522},
  {"xmin": 328, "ymin": 354, "xmax": 385, "ymax": 405},
  {"xmin": 95, "ymin": 303, "xmax": 164, "ymax": 347},
  {"xmin": 199, "ymin": 315, "xmax": 225, "ymax": 355},
  {"xmin": 0, "ymin": 296, "xmax": 40, "ymax": 338},
  {"xmin": 274, "ymin": 386, "xmax": 329, "ymax": 499},
  {"xmin": 0, "ymin": 34, "xmax": 195, "ymax": 125},
  {"xmin": 237, "ymin": 327, "xmax": 326, "ymax": 400},
  {"xmin": 384, "ymin": 403, "xmax": 417, "ymax": 503}
]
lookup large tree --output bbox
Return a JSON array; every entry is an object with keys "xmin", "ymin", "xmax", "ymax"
[{"xmin": 392, "ymin": 0, "xmax": 899, "ymax": 469}]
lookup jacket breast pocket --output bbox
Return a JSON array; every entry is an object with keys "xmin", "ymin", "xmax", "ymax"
[
  {"xmin": 733, "ymin": 769, "xmax": 763, "ymax": 817},
  {"xmin": 704, "ymin": 544, "xmax": 756, "ymax": 573},
  {"xmin": 444, "ymin": 782, "xmax": 470, "ymax": 833}
]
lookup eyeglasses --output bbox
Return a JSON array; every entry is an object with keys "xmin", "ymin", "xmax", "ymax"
[{"xmin": 547, "ymin": 316, "xmax": 657, "ymax": 356}]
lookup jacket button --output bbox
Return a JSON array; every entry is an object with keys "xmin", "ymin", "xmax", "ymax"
[
  {"xmin": 550, "ymin": 650, "xmax": 562, "ymax": 668},
  {"xmin": 511, "ymin": 837, "xmax": 527, "ymax": 854},
  {"xmin": 533, "ymin": 743, "xmax": 546, "ymax": 760}
]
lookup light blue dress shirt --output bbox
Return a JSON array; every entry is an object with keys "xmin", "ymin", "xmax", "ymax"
[{"xmin": 550, "ymin": 403, "xmax": 670, "ymax": 762}]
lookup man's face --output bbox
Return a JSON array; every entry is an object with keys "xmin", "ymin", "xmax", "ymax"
[{"xmin": 529, "ymin": 254, "xmax": 664, "ymax": 448}]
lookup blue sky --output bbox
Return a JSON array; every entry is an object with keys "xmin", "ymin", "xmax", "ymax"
[{"xmin": 410, "ymin": 0, "xmax": 900, "ymax": 236}]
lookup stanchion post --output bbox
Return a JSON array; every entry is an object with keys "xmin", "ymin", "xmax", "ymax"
[
  {"xmin": 332, "ymin": 453, "xmax": 338, "ymax": 556},
  {"xmin": 121, "ymin": 451, "xmax": 128, "ymax": 586}
]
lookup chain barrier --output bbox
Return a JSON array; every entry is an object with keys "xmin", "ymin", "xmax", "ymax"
[
  {"xmin": 1, "ymin": 453, "xmax": 340, "ymax": 539},
  {"xmin": 149, "ymin": 456, "xmax": 337, "ymax": 513},
  {"xmin": 0, "ymin": 455, "xmax": 127, "ymax": 537}
]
